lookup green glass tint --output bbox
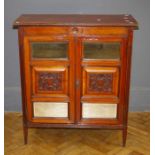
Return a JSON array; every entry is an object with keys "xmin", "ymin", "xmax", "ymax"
[
  {"xmin": 31, "ymin": 42, "xmax": 68, "ymax": 59},
  {"xmin": 83, "ymin": 42, "xmax": 120, "ymax": 60}
]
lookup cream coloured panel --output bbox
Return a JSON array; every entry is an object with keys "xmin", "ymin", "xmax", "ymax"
[
  {"xmin": 33, "ymin": 102, "xmax": 68, "ymax": 117},
  {"xmin": 82, "ymin": 103, "xmax": 117, "ymax": 118}
]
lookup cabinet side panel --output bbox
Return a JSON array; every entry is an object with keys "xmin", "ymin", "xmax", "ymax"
[
  {"xmin": 18, "ymin": 27, "xmax": 27, "ymax": 125},
  {"xmin": 123, "ymin": 30, "xmax": 133, "ymax": 126}
]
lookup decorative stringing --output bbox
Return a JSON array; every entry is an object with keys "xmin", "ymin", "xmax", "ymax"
[
  {"xmin": 88, "ymin": 73, "xmax": 113, "ymax": 92},
  {"xmin": 38, "ymin": 72, "xmax": 63, "ymax": 91}
]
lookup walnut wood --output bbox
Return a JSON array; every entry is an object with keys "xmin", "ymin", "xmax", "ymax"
[{"xmin": 13, "ymin": 14, "xmax": 138, "ymax": 146}]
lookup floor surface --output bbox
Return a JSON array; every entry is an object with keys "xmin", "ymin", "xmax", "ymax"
[{"xmin": 4, "ymin": 112, "xmax": 150, "ymax": 155}]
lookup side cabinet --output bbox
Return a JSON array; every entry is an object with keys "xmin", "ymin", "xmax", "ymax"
[{"xmin": 13, "ymin": 14, "xmax": 138, "ymax": 146}]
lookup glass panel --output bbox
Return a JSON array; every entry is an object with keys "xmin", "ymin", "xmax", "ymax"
[
  {"xmin": 82, "ymin": 103, "xmax": 117, "ymax": 118},
  {"xmin": 33, "ymin": 102, "xmax": 68, "ymax": 117},
  {"xmin": 83, "ymin": 42, "xmax": 120, "ymax": 59},
  {"xmin": 31, "ymin": 42, "xmax": 68, "ymax": 59}
]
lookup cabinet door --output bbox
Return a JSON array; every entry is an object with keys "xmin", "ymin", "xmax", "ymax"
[
  {"xmin": 23, "ymin": 29, "xmax": 75, "ymax": 124},
  {"xmin": 76, "ymin": 36, "xmax": 127, "ymax": 125}
]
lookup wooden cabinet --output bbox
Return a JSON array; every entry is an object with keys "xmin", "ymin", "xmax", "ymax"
[{"xmin": 13, "ymin": 14, "xmax": 138, "ymax": 146}]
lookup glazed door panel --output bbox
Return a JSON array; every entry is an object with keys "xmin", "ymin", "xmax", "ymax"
[
  {"xmin": 31, "ymin": 42, "xmax": 68, "ymax": 59},
  {"xmin": 76, "ymin": 36, "xmax": 127, "ymax": 125},
  {"xmin": 23, "ymin": 32, "xmax": 75, "ymax": 124},
  {"xmin": 83, "ymin": 42, "xmax": 121, "ymax": 60}
]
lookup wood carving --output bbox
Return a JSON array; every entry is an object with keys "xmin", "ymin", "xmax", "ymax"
[
  {"xmin": 88, "ymin": 73, "xmax": 113, "ymax": 92},
  {"xmin": 38, "ymin": 72, "xmax": 62, "ymax": 91}
]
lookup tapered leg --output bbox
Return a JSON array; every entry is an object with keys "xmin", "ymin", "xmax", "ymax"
[
  {"xmin": 122, "ymin": 128, "xmax": 127, "ymax": 147},
  {"xmin": 23, "ymin": 126, "xmax": 28, "ymax": 144}
]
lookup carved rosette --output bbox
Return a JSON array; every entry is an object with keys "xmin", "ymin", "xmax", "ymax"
[
  {"xmin": 38, "ymin": 72, "xmax": 63, "ymax": 91},
  {"xmin": 88, "ymin": 73, "xmax": 113, "ymax": 92}
]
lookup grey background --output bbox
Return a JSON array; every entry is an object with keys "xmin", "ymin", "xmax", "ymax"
[{"xmin": 5, "ymin": 0, "xmax": 150, "ymax": 111}]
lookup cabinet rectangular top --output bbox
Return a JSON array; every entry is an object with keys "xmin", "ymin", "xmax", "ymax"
[{"xmin": 13, "ymin": 14, "xmax": 138, "ymax": 29}]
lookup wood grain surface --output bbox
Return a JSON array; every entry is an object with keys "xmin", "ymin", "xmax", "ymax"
[{"xmin": 13, "ymin": 14, "xmax": 138, "ymax": 29}]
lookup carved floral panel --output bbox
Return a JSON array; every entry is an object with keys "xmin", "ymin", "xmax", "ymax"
[
  {"xmin": 88, "ymin": 73, "xmax": 113, "ymax": 93},
  {"xmin": 38, "ymin": 72, "xmax": 63, "ymax": 91},
  {"xmin": 83, "ymin": 67, "xmax": 119, "ymax": 96}
]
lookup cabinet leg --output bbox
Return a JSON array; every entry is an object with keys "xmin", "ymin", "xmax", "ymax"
[
  {"xmin": 23, "ymin": 126, "xmax": 28, "ymax": 144},
  {"xmin": 122, "ymin": 128, "xmax": 127, "ymax": 147}
]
